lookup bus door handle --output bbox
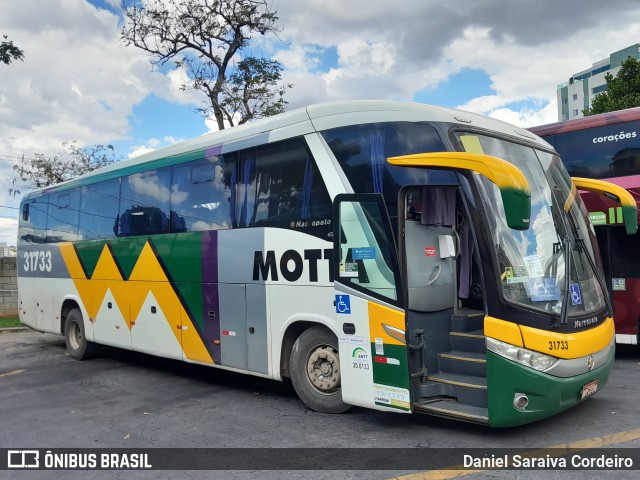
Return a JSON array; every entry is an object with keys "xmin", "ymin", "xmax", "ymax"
[{"xmin": 342, "ymin": 323, "xmax": 356, "ymax": 335}]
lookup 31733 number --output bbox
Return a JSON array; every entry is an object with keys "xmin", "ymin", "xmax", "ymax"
[
  {"xmin": 548, "ymin": 340, "xmax": 569, "ymax": 351},
  {"xmin": 23, "ymin": 250, "xmax": 52, "ymax": 273}
]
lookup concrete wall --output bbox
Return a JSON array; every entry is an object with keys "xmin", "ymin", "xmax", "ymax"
[{"xmin": 0, "ymin": 257, "xmax": 18, "ymax": 317}]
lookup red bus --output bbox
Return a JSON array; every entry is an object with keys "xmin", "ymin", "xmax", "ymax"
[{"xmin": 530, "ymin": 107, "xmax": 640, "ymax": 345}]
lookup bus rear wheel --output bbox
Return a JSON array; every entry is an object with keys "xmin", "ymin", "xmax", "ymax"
[
  {"xmin": 64, "ymin": 309, "xmax": 97, "ymax": 360},
  {"xmin": 289, "ymin": 326, "xmax": 351, "ymax": 413}
]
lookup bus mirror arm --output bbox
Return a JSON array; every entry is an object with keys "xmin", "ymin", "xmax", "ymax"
[
  {"xmin": 387, "ymin": 152, "xmax": 531, "ymax": 231},
  {"xmin": 570, "ymin": 177, "xmax": 638, "ymax": 235}
]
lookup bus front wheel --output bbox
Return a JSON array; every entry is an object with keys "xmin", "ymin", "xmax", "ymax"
[
  {"xmin": 64, "ymin": 309, "xmax": 97, "ymax": 360},
  {"xmin": 289, "ymin": 326, "xmax": 351, "ymax": 414}
]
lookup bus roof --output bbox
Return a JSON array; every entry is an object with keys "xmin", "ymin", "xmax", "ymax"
[
  {"xmin": 529, "ymin": 107, "xmax": 640, "ymax": 137},
  {"xmin": 23, "ymin": 100, "xmax": 547, "ymax": 200}
]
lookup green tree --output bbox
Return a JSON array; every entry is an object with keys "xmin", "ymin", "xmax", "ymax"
[
  {"xmin": 13, "ymin": 142, "xmax": 121, "ymax": 188},
  {"xmin": 120, "ymin": 0, "xmax": 291, "ymax": 130},
  {"xmin": 584, "ymin": 57, "xmax": 640, "ymax": 116},
  {"xmin": 0, "ymin": 35, "xmax": 24, "ymax": 65}
]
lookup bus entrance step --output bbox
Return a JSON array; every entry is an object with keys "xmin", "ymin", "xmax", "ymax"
[
  {"xmin": 438, "ymin": 350, "xmax": 486, "ymax": 377},
  {"xmin": 413, "ymin": 400, "xmax": 489, "ymax": 424},
  {"xmin": 450, "ymin": 330, "xmax": 485, "ymax": 353},
  {"xmin": 451, "ymin": 309, "xmax": 484, "ymax": 333},
  {"xmin": 426, "ymin": 372, "xmax": 488, "ymax": 407}
]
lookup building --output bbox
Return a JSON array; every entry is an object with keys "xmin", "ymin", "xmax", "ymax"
[
  {"xmin": 0, "ymin": 243, "xmax": 16, "ymax": 257},
  {"xmin": 557, "ymin": 44, "xmax": 640, "ymax": 121}
]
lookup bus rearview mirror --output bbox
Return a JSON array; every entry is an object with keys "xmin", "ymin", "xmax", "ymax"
[
  {"xmin": 571, "ymin": 177, "xmax": 638, "ymax": 235},
  {"xmin": 387, "ymin": 152, "xmax": 531, "ymax": 230}
]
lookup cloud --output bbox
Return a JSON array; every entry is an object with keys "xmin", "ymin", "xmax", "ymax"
[{"xmin": 273, "ymin": 0, "xmax": 640, "ymax": 123}]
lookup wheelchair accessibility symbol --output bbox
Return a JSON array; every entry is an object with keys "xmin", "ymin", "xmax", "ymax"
[
  {"xmin": 335, "ymin": 295, "xmax": 351, "ymax": 314},
  {"xmin": 570, "ymin": 283, "xmax": 582, "ymax": 306}
]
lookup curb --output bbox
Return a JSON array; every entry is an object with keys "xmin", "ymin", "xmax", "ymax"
[{"xmin": 0, "ymin": 326, "xmax": 29, "ymax": 333}]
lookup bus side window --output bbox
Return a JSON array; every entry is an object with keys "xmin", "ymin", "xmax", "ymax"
[
  {"xmin": 238, "ymin": 138, "xmax": 333, "ymax": 239},
  {"xmin": 171, "ymin": 155, "xmax": 233, "ymax": 232},
  {"xmin": 46, "ymin": 189, "xmax": 80, "ymax": 243},
  {"xmin": 119, "ymin": 168, "xmax": 172, "ymax": 237},
  {"xmin": 79, "ymin": 179, "xmax": 120, "ymax": 240},
  {"xmin": 20, "ymin": 195, "xmax": 48, "ymax": 244}
]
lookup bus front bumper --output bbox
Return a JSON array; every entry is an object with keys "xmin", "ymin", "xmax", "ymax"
[{"xmin": 486, "ymin": 346, "xmax": 615, "ymax": 427}]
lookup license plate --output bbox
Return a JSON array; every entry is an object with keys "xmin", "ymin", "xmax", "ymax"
[{"xmin": 581, "ymin": 380, "xmax": 598, "ymax": 399}]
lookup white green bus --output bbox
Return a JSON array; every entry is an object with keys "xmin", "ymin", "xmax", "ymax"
[{"xmin": 18, "ymin": 101, "xmax": 635, "ymax": 427}]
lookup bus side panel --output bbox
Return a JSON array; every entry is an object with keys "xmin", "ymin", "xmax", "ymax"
[
  {"xmin": 18, "ymin": 244, "xmax": 78, "ymax": 334},
  {"xmin": 129, "ymin": 281, "xmax": 183, "ymax": 360},
  {"xmin": 613, "ymin": 281, "xmax": 640, "ymax": 344},
  {"xmin": 247, "ymin": 284, "xmax": 269, "ymax": 374},
  {"xmin": 243, "ymin": 227, "xmax": 336, "ymax": 381},
  {"xmin": 218, "ymin": 283, "xmax": 248, "ymax": 370},
  {"xmin": 91, "ymin": 281, "xmax": 131, "ymax": 350},
  {"xmin": 17, "ymin": 276, "xmax": 36, "ymax": 330}
]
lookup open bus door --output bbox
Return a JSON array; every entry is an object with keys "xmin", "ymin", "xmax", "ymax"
[
  {"xmin": 333, "ymin": 194, "xmax": 412, "ymax": 412},
  {"xmin": 332, "ymin": 153, "xmax": 533, "ymax": 413}
]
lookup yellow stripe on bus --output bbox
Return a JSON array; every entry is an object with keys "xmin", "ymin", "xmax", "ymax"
[
  {"xmin": 519, "ymin": 317, "xmax": 614, "ymax": 359},
  {"xmin": 484, "ymin": 316, "xmax": 523, "ymax": 347},
  {"xmin": 368, "ymin": 302, "xmax": 406, "ymax": 346},
  {"xmin": 59, "ymin": 243, "xmax": 95, "ymax": 320}
]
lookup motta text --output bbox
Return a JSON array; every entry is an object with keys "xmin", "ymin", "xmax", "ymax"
[{"xmin": 253, "ymin": 249, "xmax": 334, "ymax": 282}]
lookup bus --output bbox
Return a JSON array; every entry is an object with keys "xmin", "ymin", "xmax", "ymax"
[
  {"xmin": 18, "ymin": 101, "xmax": 636, "ymax": 427},
  {"xmin": 529, "ymin": 107, "xmax": 640, "ymax": 346}
]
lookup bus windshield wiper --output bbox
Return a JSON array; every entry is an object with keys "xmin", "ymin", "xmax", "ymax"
[
  {"xmin": 557, "ymin": 234, "xmax": 571, "ymax": 327},
  {"xmin": 565, "ymin": 205, "xmax": 613, "ymax": 320}
]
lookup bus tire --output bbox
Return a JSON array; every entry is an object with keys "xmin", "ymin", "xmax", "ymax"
[
  {"xmin": 64, "ymin": 309, "xmax": 97, "ymax": 360},
  {"xmin": 289, "ymin": 326, "xmax": 351, "ymax": 414}
]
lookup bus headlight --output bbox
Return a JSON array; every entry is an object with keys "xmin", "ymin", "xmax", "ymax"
[{"xmin": 486, "ymin": 337, "xmax": 557, "ymax": 372}]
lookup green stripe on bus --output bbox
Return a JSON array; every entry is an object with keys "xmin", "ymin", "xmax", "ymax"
[
  {"xmin": 109, "ymin": 236, "xmax": 148, "ymax": 280},
  {"xmin": 152, "ymin": 232, "xmax": 205, "ymax": 329},
  {"xmin": 371, "ymin": 343, "xmax": 410, "ymax": 391},
  {"xmin": 75, "ymin": 240, "xmax": 106, "ymax": 279}
]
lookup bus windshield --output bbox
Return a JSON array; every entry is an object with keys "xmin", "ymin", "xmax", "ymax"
[{"xmin": 457, "ymin": 133, "xmax": 606, "ymax": 317}]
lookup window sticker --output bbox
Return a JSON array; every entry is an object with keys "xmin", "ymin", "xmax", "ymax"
[
  {"xmin": 352, "ymin": 247, "xmax": 376, "ymax": 260},
  {"xmin": 612, "ymin": 278, "xmax": 626, "ymax": 291},
  {"xmin": 460, "ymin": 135, "xmax": 484, "ymax": 154},
  {"xmin": 339, "ymin": 261, "xmax": 359, "ymax": 278},
  {"xmin": 523, "ymin": 253, "xmax": 544, "ymax": 278},
  {"xmin": 505, "ymin": 265, "xmax": 528, "ymax": 284},
  {"xmin": 570, "ymin": 283, "xmax": 583, "ymax": 305},
  {"xmin": 528, "ymin": 277, "xmax": 561, "ymax": 302}
]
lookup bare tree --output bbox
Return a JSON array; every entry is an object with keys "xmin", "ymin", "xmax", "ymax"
[
  {"xmin": 120, "ymin": 0, "xmax": 291, "ymax": 130},
  {"xmin": 13, "ymin": 142, "xmax": 121, "ymax": 188}
]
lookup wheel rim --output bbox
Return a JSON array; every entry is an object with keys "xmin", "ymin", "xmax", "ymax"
[
  {"xmin": 68, "ymin": 322, "xmax": 82, "ymax": 351},
  {"xmin": 305, "ymin": 344, "xmax": 340, "ymax": 395}
]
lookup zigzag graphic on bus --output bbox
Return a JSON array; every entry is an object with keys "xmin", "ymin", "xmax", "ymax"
[{"xmin": 58, "ymin": 240, "xmax": 213, "ymax": 364}]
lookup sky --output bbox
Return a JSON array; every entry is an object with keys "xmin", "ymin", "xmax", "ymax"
[{"xmin": 1, "ymin": 0, "xmax": 640, "ymax": 246}]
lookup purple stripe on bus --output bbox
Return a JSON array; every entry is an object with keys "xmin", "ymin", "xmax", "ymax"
[
  {"xmin": 206, "ymin": 145, "xmax": 223, "ymax": 158},
  {"xmin": 202, "ymin": 230, "xmax": 221, "ymax": 363}
]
